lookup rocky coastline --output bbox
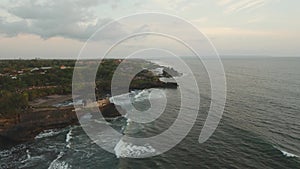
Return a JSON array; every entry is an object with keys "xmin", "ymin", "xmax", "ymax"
[{"xmin": 0, "ymin": 81, "xmax": 178, "ymax": 143}]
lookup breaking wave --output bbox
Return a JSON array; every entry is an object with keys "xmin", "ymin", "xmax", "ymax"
[
  {"xmin": 279, "ymin": 149, "xmax": 298, "ymax": 158},
  {"xmin": 273, "ymin": 146, "xmax": 299, "ymax": 158},
  {"xmin": 35, "ymin": 129, "xmax": 67, "ymax": 139},
  {"xmin": 66, "ymin": 129, "xmax": 73, "ymax": 149},
  {"xmin": 114, "ymin": 139, "xmax": 156, "ymax": 158},
  {"xmin": 48, "ymin": 152, "xmax": 70, "ymax": 169}
]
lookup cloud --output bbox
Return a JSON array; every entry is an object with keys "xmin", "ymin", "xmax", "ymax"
[
  {"xmin": 217, "ymin": 0, "xmax": 269, "ymax": 14},
  {"xmin": 191, "ymin": 17, "xmax": 208, "ymax": 24},
  {"xmin": 0, "ymin": 0, "xmax": 124, "ymax": 41},
  {"xmin": 201, "ymin": 27, "xmax": 277, "ymax": 37},
  {"xmin": 148, "ymin": 0, "xmax": 200, "ymax": 13},
  {"xmin": 246, "ymin": 17, "xmax": 264, "ymax": 24},
  {"xmin": 217, "ymin": 0, "xmax": 233, "ymax": 6}
]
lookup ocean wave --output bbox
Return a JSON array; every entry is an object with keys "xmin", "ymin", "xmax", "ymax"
[
  {"xmin": 134, "ymin": 90, "xmax": 150, "ymax": 100},
  {"xmin": 0, "ymin": 149, "xmax": 12, "ymax": 158},
  {"xmin": 21, "ymin": 155, "xmax": 45, "ymax": 167},
  {"xmin": 274, "ymin": 146, "xmax": 299, "ymax": 158},
  {"xmin": 0, "ymin": 144, "xmax": 27, "ymax": 158},
  {"xmin": 35, "ymin": 129, "xmax": 67, "ymax": 139},
  {"xmin": 150, "ymin": 67, "xmax": 164, "ymax": 76},
  {"xmin": 110, "ymin": 89, "xmax": 164, "ymax": 106},
  {"xmin": 48, "ymin": 152, "xmax": 70, "ymax": 169},
  {"xmin": 66, "ymin": 129, "xmax": 73, "ymax": 149},
  {"xmin": 280, "ymin": 150, "xmax": 299, "ymax": 158},
  {"xmin": 133, "ymin": 89, "xmax": 165, "ymax": 102},
  {"xmin": 114, "ymin": 139, "xmax": 156, "ymax": 158},
  {"xmin": 19, "ymin": 149, "xmax": 46, "ymax": 168},
  {"xmin": 26, "ymin": 149, "xmax": 31, "ymax": 159}
]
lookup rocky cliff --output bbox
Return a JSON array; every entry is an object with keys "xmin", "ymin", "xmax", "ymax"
[{"xmin": 0, "ymin": 100, "xmax": 121, "ymax": 142}]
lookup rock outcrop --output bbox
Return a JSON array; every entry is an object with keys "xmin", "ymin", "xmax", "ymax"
[{"xmin": 0, "ymin": 99, "xmax": 121, "ymax": 143}]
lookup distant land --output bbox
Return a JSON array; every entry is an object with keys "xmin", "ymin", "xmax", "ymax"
[{"xmin": 0, "ymin": 55, "xmax": 299, "ymax": 60}]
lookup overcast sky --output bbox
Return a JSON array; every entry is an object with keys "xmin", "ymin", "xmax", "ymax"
[{"xmin": 0, "ymin": 0, "xmax": 299, "ymax": 59}]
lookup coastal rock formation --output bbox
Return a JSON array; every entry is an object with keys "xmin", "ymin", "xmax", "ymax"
[
  {"xmin": 0, "ymin": 99, "xmax": 121, "ymax": 142},
  {"xmin": 0, "ymin": 81, "xmax": 178, "ymax": 143}
]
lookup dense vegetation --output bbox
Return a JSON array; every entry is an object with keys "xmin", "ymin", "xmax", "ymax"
[
  {"xmin": 0, "ymin": 59, "xmax": 173, "ymax": 117},
  {"xmin": 0, "ymin": 60, "xmax": 75, "ymax": 116}
]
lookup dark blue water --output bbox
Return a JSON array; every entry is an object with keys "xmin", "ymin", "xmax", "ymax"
[{"xmin": 1, "ymin": 57, "xmax": 299, "ymax": 169}]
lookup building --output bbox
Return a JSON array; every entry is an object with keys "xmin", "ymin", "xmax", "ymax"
[
  {"xmin": 30, "ymin": 68, "xmax": 39, "ymax": 72},
  {"xmin": 60, "ymin": 65, "xmax": 66, "ymax": 70},
  {"xmin": 41, "ymin": 67, "xmax": 52, "ymax": 70}
]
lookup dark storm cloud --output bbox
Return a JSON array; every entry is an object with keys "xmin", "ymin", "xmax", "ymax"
[{"xmin": 0, "ymin": 0, "xmax": 124, "ymax": 41}]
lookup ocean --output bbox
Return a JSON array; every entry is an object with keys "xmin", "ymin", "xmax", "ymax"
[{"xmin": 1, "ymin": 57, "xmax": 299, "ymax": 169}]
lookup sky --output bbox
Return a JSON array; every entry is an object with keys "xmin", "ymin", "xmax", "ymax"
[{"xmin": 0, "ymin": 0, "xmax": 299, "ymax": 59}]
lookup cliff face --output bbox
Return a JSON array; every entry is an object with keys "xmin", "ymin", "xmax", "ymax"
[
  {"xmin": 0, "ymin": 83, "xmax": 178, "ymax": 143},
  {"xmin": 0, "ymin": 101, "xmax": 121, "ymax": 142},
  {"xmin": 0, "ymin": 107, "xmax": 78, "ymax": 142}
]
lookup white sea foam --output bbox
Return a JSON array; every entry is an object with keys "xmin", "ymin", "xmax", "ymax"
[
  {"xmin": 114, "ymin": 139, "xmax": 156, "ymax": 158},
  {"xmin": 134, "ymin": 89, "xmax": 164, "ymax": 101},
  {"xmin": 134, "ymin": 90, "xmax": 151, "ymax": 102},
  {"xmin": 109, "ymin": 93, "xmax": 131, "ymax": 104},
  {"xmin": 48, "ymin": 152, "xmax": 70, "ymax": 169},
  {"xmin": 66, "ymin": 129, "xmax": 73, "ymax": 148},
  {"xmin": 21, "ymin": 153, "xmax": 44, "ymax": 164},
  {"xmin": 126, "ymin": 118, "xmax": 132, "ymax": 124},
  {"xmin": 274, "ymin": 146, "xmax": 299, "ymax": 158},
  {"xmin": 20, "ymin": 149, "xmax": 31, "ymax": 163},
  {"xmin": 280, "ymin": 150, "xmax": 298, "ymax": 158},
  {"xmin": 110, "ymin": 90, "xmax": 149, "ymax": 105},
  {"xmin": 150, "ymin": 67, "xmax": 164, "ymax": 76},
  {"xmin": 26, "ymin": 149, "xmax": 31, "ymax": 159},
  {"xmin": 35, "ymin": 129, "xmax": 66, "ymax": 139}
]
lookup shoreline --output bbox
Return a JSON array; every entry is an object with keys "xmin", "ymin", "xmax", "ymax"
[
  {"xmin": 0, "ymin": 59, "xmax": 179, "ymax": 145},
  {"xmin": 0, "ymin": 85, "xmax": 177, "ymax": 144}
]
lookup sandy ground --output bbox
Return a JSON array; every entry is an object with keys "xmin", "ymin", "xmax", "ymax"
[{"xmin": 29, "ymin": 95, "xmax": 73, "ymax": 107}]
